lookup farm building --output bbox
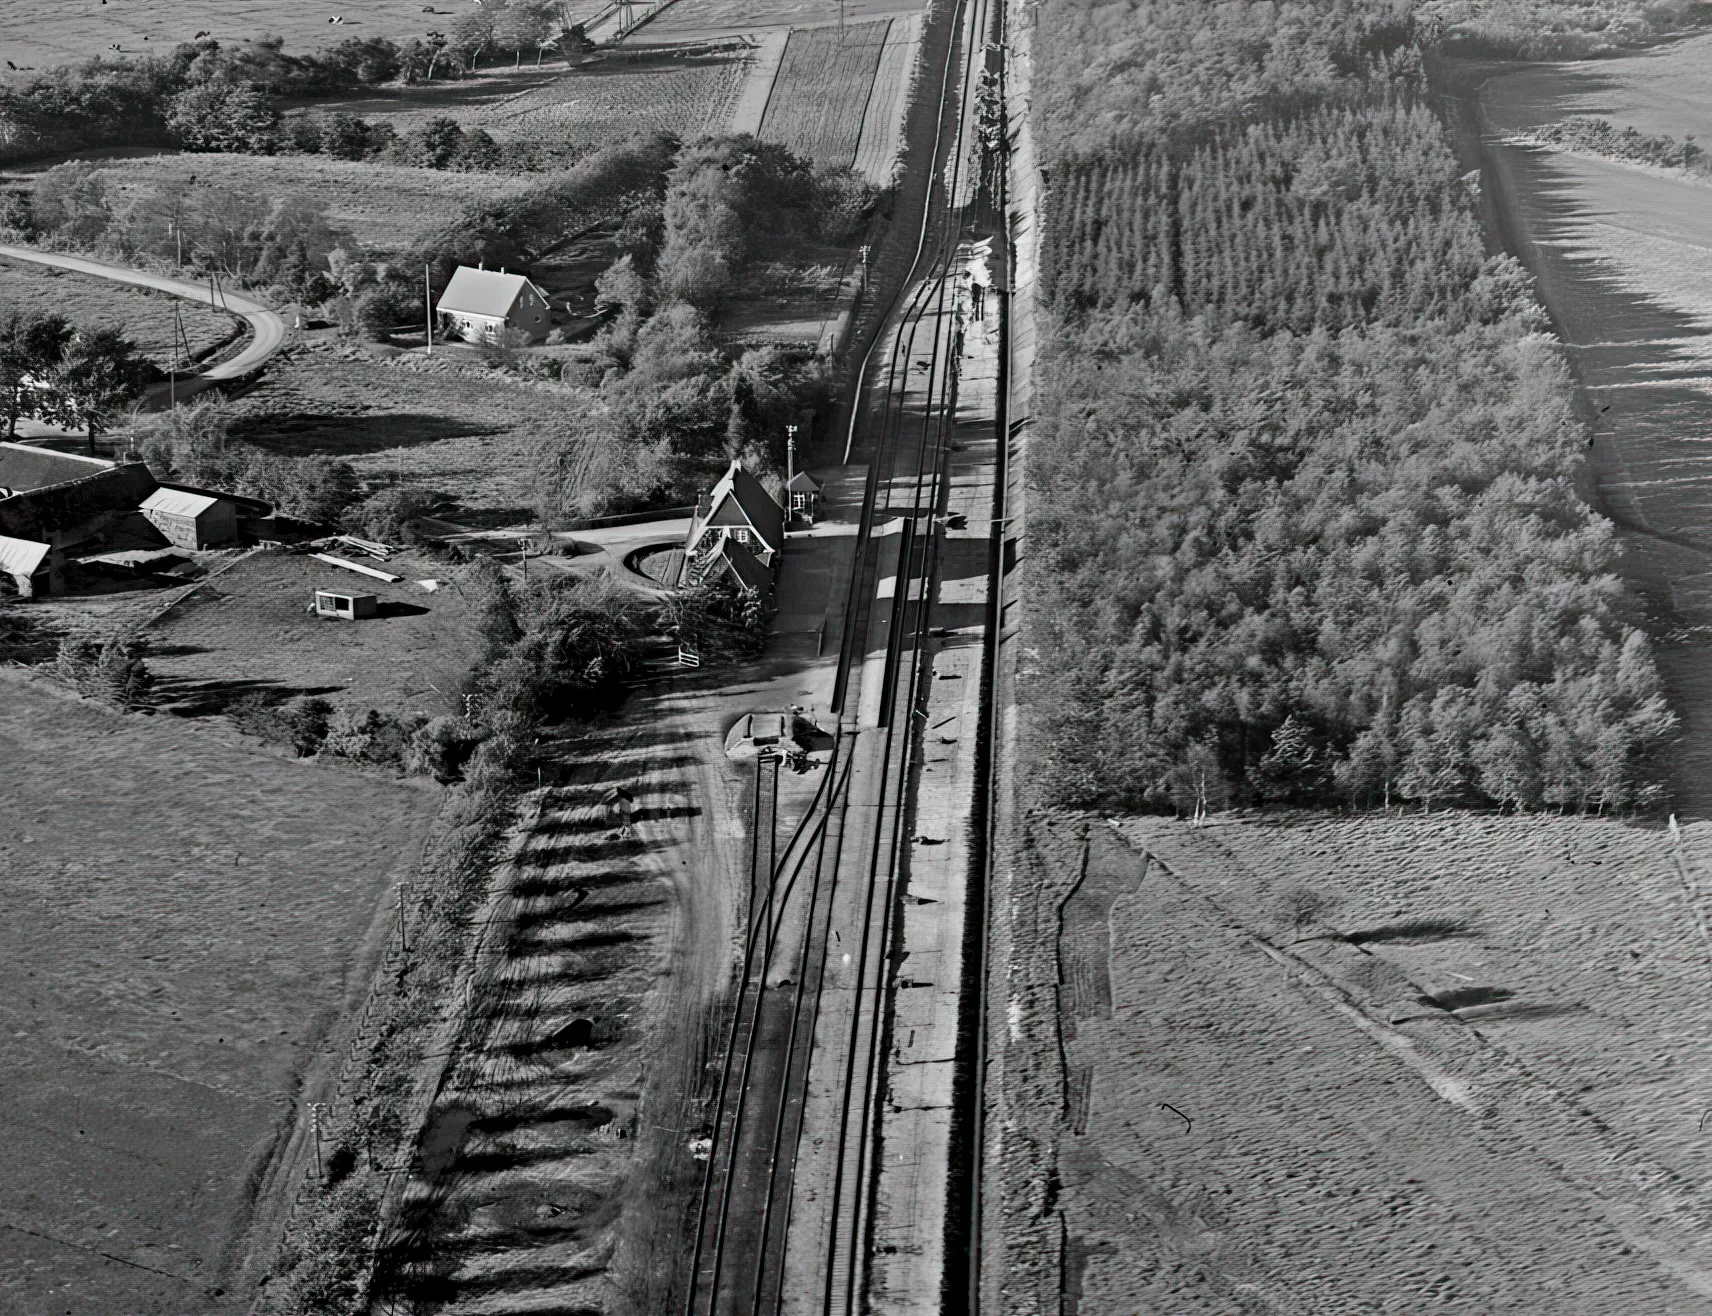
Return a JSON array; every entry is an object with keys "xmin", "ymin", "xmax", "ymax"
[
  {"xmin": 684, "ymin": 461, "xmax": 784, "ymax": 566},
  {"xmin": 436, "ymin": 266, "xmax": 553, "ymax": 344},
  {"xmin": 0, "ymin": 534, "xmax": 58, "ymax": 597},
  {"xmin": 0, "ymin": 442, "xmax": 159, "ymax": 553},
  {"xmin": 140, "ymin": 487, "xmax": 239, "ymax": 549}
]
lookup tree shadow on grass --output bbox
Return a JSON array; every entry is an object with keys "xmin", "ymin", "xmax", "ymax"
[
  {"xmin": 153, "ymin": 676, "xmax": 344, "ymax": 717},
  {"xmin": 230, "ymin": 413, "xmax": 507, "ymax": 458}
]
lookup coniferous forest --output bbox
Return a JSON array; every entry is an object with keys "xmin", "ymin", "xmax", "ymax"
[{"xmin": 1025, "ymin": 0, "xmax": 1677, "ymax": 815}]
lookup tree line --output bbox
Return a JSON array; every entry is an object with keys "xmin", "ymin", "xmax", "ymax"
[
  {"xmin": 0, "ymin": 2, "xmax": 588, "ymax": 169},
  {"xmin": 1027, "ymin": 0, "xmax": 1678, "ymax": 814}
]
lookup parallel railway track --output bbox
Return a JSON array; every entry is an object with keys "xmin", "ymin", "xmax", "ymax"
[{"xmin": 683, "ymin": 0, "xmax": 1006, "ymax": 1302}]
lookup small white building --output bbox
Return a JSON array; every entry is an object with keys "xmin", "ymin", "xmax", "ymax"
[{"xmin": 436, "ymin": 266, "xmax": 552, "ymax": 345}]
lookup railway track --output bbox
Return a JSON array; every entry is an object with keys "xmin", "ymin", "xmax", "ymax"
[{"xmin": 682, "ymin": 0, "xmax": 1006, "ymax": 1304}]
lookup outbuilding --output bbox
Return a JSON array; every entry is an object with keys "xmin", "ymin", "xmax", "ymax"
[
  {"xmin": 0, "ymin": 534, "xmax": 57, "ymax": 598},
  {"xmin": 140, "ymin": 487, "xmax": 239, "ymax": 549},
  {"xmin": 786, "ymin": 469, "xmax": 823, "ymax": 524},
  {"xmin": 436, "ymin": 266, "xmax": 553, "ymax": 345},
  {"xmin": 313, "ymin": 589, "xmax": 378, "ymax": 621}
]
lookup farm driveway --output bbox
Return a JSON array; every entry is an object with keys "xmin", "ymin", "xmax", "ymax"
[{"xmin": 0, "ymin": 670, "xmax": 438, "ymax": 1314}]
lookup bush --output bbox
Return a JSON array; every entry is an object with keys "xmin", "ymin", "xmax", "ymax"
[
  {"xmin": 407, "ymin": 715, "xmax": 486, "ymax": 780},
  {"xmin": 166, "ymin": 80, "xmax": 279, "ymax": 153},
  {"xmin": 341, "ymin": 485, "xmax": 445, "ymax": 544},
  {"xmin": 321, "ymin": 707, "xmax": 424, "ymax": 768},
  {"xmin": 55, "ymin": 633, "xmax": 151, "ymax": 709},
  {"xmin": 262, "ymin": 1180, "xmax": 378, "ymax": 1316},
  {"xmin": 355, "ymin": 282, "xmax": 422, "ymax": 341},
  {"xmin": 228, "ymin": 693, "xmax": 333, "ymax": 756}
]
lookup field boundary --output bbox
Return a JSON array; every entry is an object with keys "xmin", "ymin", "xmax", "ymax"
[{"xmin": 728, "ymin": 29, "xmax": 790, "ymax": 135}]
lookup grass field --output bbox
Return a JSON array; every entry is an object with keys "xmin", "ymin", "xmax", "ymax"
[
  {"xmin": 84, "ymin": 152, "xmax": 522, "ymax": 254},
  {"xmin": 637, "ymin": 0, "xmax": 923, "ymax": 42},
  {"xmin": 146, "ymin": 548, "xmax": 487, "ymax": 721},
  {"xmin": 0, "ymin": 668, "xmax": 439, "ymax": 1314},
  {"xmin": 0, "ymin": 259, "xmax": 237, "ymax": 366},
  {"xmin": 757, "ymin": 20, "xmax": 889, "ymax": 170},
  {"xmin": 0, "ymin": 1, "xmax": 450, "ymax": 73},
  {"xmin": 311, "ymin": 55, "xmax": 751, "ymax": 162},
  {"xmin": 230, "ymin": 345, "xmax": 593, "ymax": 514},
  {"xmin": 1031, "ymin": 810, "xmax": 1712, "ymax": 1312}
]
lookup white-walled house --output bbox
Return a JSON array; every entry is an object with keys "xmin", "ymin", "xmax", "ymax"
[{"xmin": 436, "ymin": 266, "xmax": 552, "ymax": 344}]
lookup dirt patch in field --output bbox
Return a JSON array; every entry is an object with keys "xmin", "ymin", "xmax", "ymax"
[
  {"xmin": 0, "ymin": 670, "xmax": 438, "ymax": 1313},
  {"xmin": 144, "ymin": 548, "xmax": 485, "ymax": 721},
  {"xmin": 1038, "ymin": 810, "xmax": 1712, "ymax": 1314},
  {"xmin": 0, "ymin": 259, "xmax": 237, "ymax": 367}
]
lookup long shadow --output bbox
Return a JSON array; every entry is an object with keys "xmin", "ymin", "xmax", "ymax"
[
  {"xmin": 230, "ymin": 412, "xmax": 507, "ymax": 458},
  {"xmin": 1474, "ymin": 100, "xmax": 1712, "ymax": 817},
  {"xmin": 154, "ymin": 677, "xmax": 344, "ymax": 716}
]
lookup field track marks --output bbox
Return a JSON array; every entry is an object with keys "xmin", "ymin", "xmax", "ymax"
[
  {"xmin": 729, "ymin": 30, "xmax": 790, "ymax": 134},
  {"xmin": 853, "ymin": 14, "xmax": 923, "ymax": 185}
]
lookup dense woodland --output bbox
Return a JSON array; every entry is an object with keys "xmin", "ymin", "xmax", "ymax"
[{"xmin": 1027, "ymin": 0, "xmax": 1680, "ymax": 814}]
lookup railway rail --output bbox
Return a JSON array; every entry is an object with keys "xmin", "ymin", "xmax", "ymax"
[{"xmin": 682, "ymin": 0, "xmax": 1007, "ymax": 1304}]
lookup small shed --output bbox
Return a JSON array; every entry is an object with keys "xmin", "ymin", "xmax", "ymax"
[
  {"xmin": 786, "ymin": 470, "xmax": 823, "ymax": 523},
  {"xmin": 436, "ymin": 266, "xmax": 552, "ymax": 345},
  {"xmin": 0, "ymin": 534, "xmax": 57, "ymax": 597},
  {"xmin": 140, "ymin": 487, "xmax": 238, "ymax": 549},
  {"xmin": 313, "ymin": 589, "xmax": 378, "ymax": 621}
]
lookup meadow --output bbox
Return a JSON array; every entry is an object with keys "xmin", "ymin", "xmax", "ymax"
[
  {"xmin": 0, "ymin": 1, "xmax": 445, "ymax": 73},
  {"xmin": 0, "ymin": 668, "xmax": 439, "ymax": 1314},
  {"xmin": 303, "ymin": 54, "xmax": 752, "ymax": 165},
  {"xmin": 0, "ymin": 259, "xmax": 236, "ymax": 366},
  {"xmin": 87, "ymin": 151, "xmax": 521, "ymax": 254},
  {"xmin": 1041, "ymin": 810, "xmax": 1712, "ymax": 1312}
]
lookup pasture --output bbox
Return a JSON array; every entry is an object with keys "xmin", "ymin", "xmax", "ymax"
[
  {"xmin": 0, "ymin": 1, "xmax": 447, "ymax": 74},
  {"xmin": 0, "ymin": 668, "xmax": 439, "ymax": 1313},
  {"xmin": 305, "ymin": 53, "xmax": 751, "ymax": 162},
  {"xmin": 0, "ymin": 259, "xmax": 237, "ymax": 367},
  {"xmin": 84, "ymin": 152, "xmax": 518, "ymax": 254},
  {"xmin": 145, "ymin": 548, "xmax": 487, "ymax": 721}
]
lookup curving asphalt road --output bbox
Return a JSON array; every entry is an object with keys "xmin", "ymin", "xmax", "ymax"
[{"xmin": 0, "ymin": 243, "xmax": 286, "ymax": 380}]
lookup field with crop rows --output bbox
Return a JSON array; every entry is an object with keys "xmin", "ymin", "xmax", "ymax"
[
  {"xmin": 0, "ymin": 0, "xmax": 446, "ymax": 74},
  {"xmin": 757, "ymin": 20, "xmax": 888, "ymax": 170},
  {"xmin": 0, "ymin": 260, "xmax": 237, "ymax": 366},
  {"xmin": 1033, "ymin": 810, "xmax": 1712, "ymax": 1313},
  {"xmin": 851, "ymin": 14, "xmax": 920, "ymax": 184},
  {"xmin": 0, "ymin": 670, "xmax": 438, "ymax": 1314}
]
